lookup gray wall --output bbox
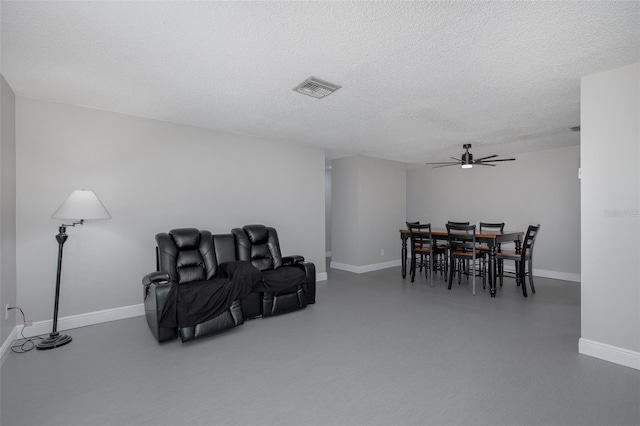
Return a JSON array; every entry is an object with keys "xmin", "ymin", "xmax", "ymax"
[
  {"xmin": 0, "ymin": 75, "xmax": 17, "ymax": 347},
  {"xmin": 407, "ymin": 145, "xmax": 581, "ymax": 280},
  {"xmin": 580, "ymin": 63, "xmax": 639, "ymax": 358},
  {"xmin": 325, "ymin": 166, "xmax": 332, "ymax": 256},
  {"xmin": 15, "ymin": 97, "xmax": 326, "ymax": 323},
  {"xmin": 331, "ymin": 155, "xmax": 407, "ymax": 270}
]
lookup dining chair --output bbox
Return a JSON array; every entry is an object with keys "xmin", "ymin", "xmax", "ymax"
[
  {"xmin": 406, "ymin": 221, "xmax": 423, "ymax": 274},
  {"xmin": 441, "ymin": 221, "xmax": 471, "ymax": 280},
  {"xmin": 446, "ymin": 223, "xmax": 486, "ymax": 295},
  {"xmin": 406, "ymin": 222, "xmax": 443, "ymax": 286},
  {"xmin": 478, "ymin": 222, "xmax": 505, "ymax": 283},
  {"xmin": 495, "ymin": 224, "xmax": 541, "ymax": 297}
]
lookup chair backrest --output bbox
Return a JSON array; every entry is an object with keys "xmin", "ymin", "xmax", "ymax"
[
  {"xmin": 446, "ymin": 223, "xmax": 477, "ymax": 251},
  {"xmin": 231, "ymin": 224, "xmax": 284, "ymax": 271},
  {"xmin": 448, "ymin": 221, "xmax": 470, "ymax": 226},
  {"xmin": 155, "ymin": 228, "xmax": 219, "ymax": 284},
  {"xmin": 479, "ymin": 222, "xmax": 505, "ymax": 233},
  {"xmin": 521, "ymin": 225, "xmax": 541, "ymax": 260},
  {"xmin": 407, "ymin": 222, "xmax": 433, "ymax": 251}
]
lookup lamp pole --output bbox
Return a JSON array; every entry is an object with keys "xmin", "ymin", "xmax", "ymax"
[{"xmin": 37, "ymin": 225, "xmax": 75, "ymax": 350}]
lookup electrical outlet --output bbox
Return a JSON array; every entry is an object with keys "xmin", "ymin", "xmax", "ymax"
[
  {"xmin": 381, "ymin": 249, "xmax": 385, "ymax": 256},
  {"xmin": 5, "ymin": 304, "xmax": 10, "ymax": 320}
]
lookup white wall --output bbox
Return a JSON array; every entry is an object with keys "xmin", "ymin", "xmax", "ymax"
[
  {"xmin": 325, "ymin": 166, "xmax": 332, "ymax": 256},
  {"xmin": 407, "ymin": 145, "xmax": 581, "ymax": 281},
  {"xmin": 15, "ymin": 97, "xmax": 326, "ymax": 324},
  {"xmin": 580, "ymin": 63, "xmax": 639, "ymax": 369},
  {"xmin": 0, "ymin": 75, "xmax": 17, "ymax": 347},
  {"xmin": 331, "ymin": 155, "xmax": 407, "ymax": 271}
]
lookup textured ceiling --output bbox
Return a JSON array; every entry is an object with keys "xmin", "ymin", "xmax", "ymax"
[{"xmin": 1, "ymin": 1, "xmax": 639, "ymax": 165}]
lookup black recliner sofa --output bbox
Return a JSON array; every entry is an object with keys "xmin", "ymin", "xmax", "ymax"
[{"xmin": 142, "ymin": 226, "xmax": 316, "ymax": 343}]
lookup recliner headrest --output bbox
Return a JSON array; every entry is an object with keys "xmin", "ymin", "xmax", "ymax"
[
  {"xmin": 243, "ymin": 225, "xmax": 268, "ymax": 244},
  {"xmin": 170, "ymin": 228, "xmax": 201, "ymax": 250}
]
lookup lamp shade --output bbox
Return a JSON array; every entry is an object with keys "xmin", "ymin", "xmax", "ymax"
[{"xmin": 51, "ymin": 190, "xmax": 111, "ymax": 220}]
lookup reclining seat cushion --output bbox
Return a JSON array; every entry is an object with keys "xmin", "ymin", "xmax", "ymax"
[{"xmin": 156, "ymin": 228, "xmax": 261, "ymax": 329}]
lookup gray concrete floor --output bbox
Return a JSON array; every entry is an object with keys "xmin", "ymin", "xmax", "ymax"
[{"xmin": 1, "ymin": 265, "xmax": 639, "ymax": 426}]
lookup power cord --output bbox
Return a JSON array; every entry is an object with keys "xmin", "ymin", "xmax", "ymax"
[{"xmin": 9, "ymin": 307, "xmax": 42, "ymax": 353}]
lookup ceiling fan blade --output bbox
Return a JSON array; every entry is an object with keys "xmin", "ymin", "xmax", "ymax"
[
  {"xmin": 473, "ymin": 154, "xmax": 498, "ymax": 162},
  {"xmin": 475, "ymin": 163, "xmax": 496, "ymax": 166},
  {"xmin": 449, "ymin": 157, "xmax": 461, "ymax": 162},
  {"xmin": 480, "ymin": 158, "xmax": 516, "ymax": 163},
  {"xmin": 425, "ymin": 161, "xmax": 460, "ymax": 165},
  {"xmin": 432, "ymin": 163, "xmax": 458, "ymax": 168}
]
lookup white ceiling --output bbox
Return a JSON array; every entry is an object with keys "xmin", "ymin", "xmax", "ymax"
[{"xmin": 1, "ymin": 1, "xmax": 639, "ymax": 165}]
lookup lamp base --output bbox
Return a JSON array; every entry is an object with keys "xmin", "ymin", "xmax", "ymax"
[{"xmin": 36, "ymin": 332, "xmax": 72, "ymax": 350}]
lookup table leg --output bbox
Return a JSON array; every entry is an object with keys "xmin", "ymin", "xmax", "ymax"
[{"xmin": 401, "ymin": 234, "xmax": 408, "ymax": 278}]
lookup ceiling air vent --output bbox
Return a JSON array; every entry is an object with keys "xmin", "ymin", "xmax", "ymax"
[
  {"xmin": 293, "ymin": 76, "xmax": 341, "ymax": 99},
  {"xmin": 570, "ymin": 126, "xmax": 581, "ymax": 132}
]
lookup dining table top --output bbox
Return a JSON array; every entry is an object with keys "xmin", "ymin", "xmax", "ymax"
[{"xmin": 399, "ymin": 228, "xmax": 523, "ymax": 240}]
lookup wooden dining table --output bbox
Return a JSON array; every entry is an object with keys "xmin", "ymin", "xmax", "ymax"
[{"xmin": 399, "ymin": 228, "xmax": 524, "ymax": 297}]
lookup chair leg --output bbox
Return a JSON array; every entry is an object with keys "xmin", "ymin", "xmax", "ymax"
[
  {"xmin": 471, "ymin": 258, "xmax": 476, "ymax": 295},
  {"xmin": 448, "ymin": 256, "xmax": 454, "ymax": 290},
  {"xmin": 520, "ymin": 261, "xmax": 528, "ymax": 297},
  {"xmin": 482, "ymin": 257, "xmax": 486, "ymax": 289},
  {"xmin": 425, "ymin": 254, "xmax": 430, "ymax": 279},
  {"xmin": 444, "ymin": 252, "xmax": 448, "ymax": 282},
  {"xmin": 410, "ymin": 255, "xmax": 417, "ymax": 283},
  {"xmin": 429, "ymin": 254, "xmax": 433, "ymax": 287},
  {"xmin": 528, "ymin": 258, "xmax": 535, "ymax": 294}
]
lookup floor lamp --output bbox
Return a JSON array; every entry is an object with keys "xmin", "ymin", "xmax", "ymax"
[{"xmin": 37, "ymin": 190, "xmax": 111, "ymax": 350}]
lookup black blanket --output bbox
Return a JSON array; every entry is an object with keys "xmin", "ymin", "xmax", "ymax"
[
  {"xmin": 256, "ymin": 266, "xmax": 309, "ymax": 293},
  {"xmin": 159, "ymin": 261, "xmax": 262, "ymax": 329}
]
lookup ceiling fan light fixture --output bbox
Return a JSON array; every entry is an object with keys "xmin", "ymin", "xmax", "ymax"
[{"xmin": 461, "ymin": 149, "xmax": 473, "ymax": 168}]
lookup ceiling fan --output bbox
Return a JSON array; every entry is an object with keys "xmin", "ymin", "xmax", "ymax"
[{"xmin": 426, "ymin": 144, "xmax": 516, "ymax": 169}]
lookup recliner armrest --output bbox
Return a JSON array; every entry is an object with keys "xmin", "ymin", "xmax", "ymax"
[
  {"xmin": 284, "ymin": 261, "xmax": 316, "ymax": 305},
  {"xmin": 282, "ymin": 255, "xmax": 305, "ymax": 265},
  {"xmin": 141, "ymin": 273, "xmax": 176, "ymax": 343},
  {"xmin": 142, "ymin": 271, "xmax": 170, "ymax": 287}
]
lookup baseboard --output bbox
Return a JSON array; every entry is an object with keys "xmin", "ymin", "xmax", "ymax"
[
  {"xmin": 316, "ymin": 272, "xmax": 328, "ymax": 282},
  {"xmin": 1, "ymin": 326, "xmax": 20, "ymax": 368},
  {"xmin": 579, "ymin": 338, "xmax": 640, "ymax": 370},
  {"xmin": 501, "ymin": 265, "xmax": 580, "ymax": 283},
  {"xmin": 19, "ymin": 303, "xmax": 145, "ymax": 339},
  {"xmin": 533, "ymin": 268, "xmax": 580, "ymax": 283},
  {"xmin": 330, "ymin": 259, "xmax": 401, "ymax": 274}
]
